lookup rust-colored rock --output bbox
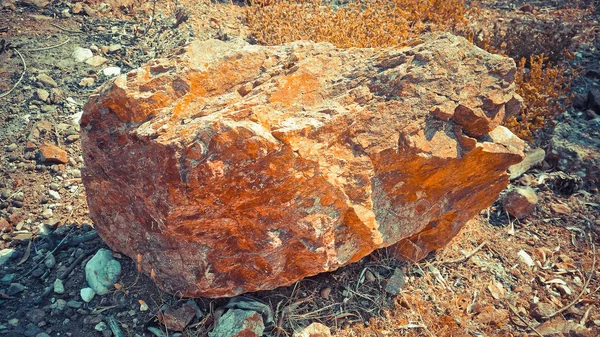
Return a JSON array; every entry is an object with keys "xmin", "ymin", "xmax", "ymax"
[
  {"xmin": 502, "ymin": 186, "xmax": 538, "ymax": 219},
  {"xmin": 81, "ymin": 33, "xmax": 525, "ymax": 297},
  {"xmin": 38, "ymin": 143, "xmax": 68, "ymax": 164}
]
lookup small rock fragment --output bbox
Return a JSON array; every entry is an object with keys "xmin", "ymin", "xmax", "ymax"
[
  {"xmin": 53, "ymin": 279, "xmax": 65, "ymax": 294},
  {"xmin": 36, "ymin": 89, "xmax": 50, "ymax": 102},
  {"xmin": 72, "ymin": 47, "xmax": 93, "ymax": 62},
  {"xmin": 26, "ymin": 308, "xmax": 46, "ymax": 323},
  {"xmin": 384, "ymin": 268, "xmax": 406, "ymax": 295},
  {"xmin": 209, "ymin": 309, "xmax": 265, "ymax": 337},
  {"xmin": 502, "ymin": 186, "xmax": 538, "ymax": 219},
  {"xmin": 80, "ymin": 287, "xmax": 96, "ymax": 302},
  {"xmin": 5, "ymin": 143, "xmax": 17, "ymax": 152},
  {"xmin": 108, "ymin": 44, "xmax": 122, "ymax": 53},
  {"xmin": 48, "ymin": 190, "xmax": 61, "ymax": 200},
  {"xmin": 7, "ymin": 282, "xmax": 26, "ymax": 296},
  {"xmin": 293, "ymin": 322, "xmax": 332, "ymax": 337},
  {"xmin": 158, "ymin": 303, "xmax": 196, "ymax": 331},
  {"xmin": 102, "ymin": 67, "xmax": 121, "ymax": 77},
  {"xmin": 0, "ymin": 218, "xmax": 10, "ymax": 232},
  {"xmin": 36, "ymin": 74, "xmax": 58, "ymax": 88},
  {"xmin": 86, "ymin": 55, "xmax": 108, "ymax": 67},
  {"xmin": 44, "ymin": 253, "xmax": 56, "ymax": 268},
  {"xmin": 508, "ymin": 148, "xmax": 545, "ymax": 180},
  {"xmin": 139, "ymin": 300, "xmax": 149, "ymax": 311},
  {"xmin": 67, "ymin": 300, "xmax": 82, "ymax": 309},
  {"xmin": 72, "ymin": 2, "xmax": 82, "ymax": 14},
  {"xmin": 85, "ymin": 249, "xmax": 122, "ymax": 295},
  {"xmin": 79, "ymin": 77, "xmax": 95, "ymax": 87},
  {"xmin": 42, "ymin": 208, "xmax": 53, "ymax": 219},
  {"xmin": 0, "ymin": 249, "xmax": 16, "ymax": 266},
  {"xmin": 38, "ymin": 144, "xmax": 68, "ymax": 164},
  {"xmin": 95, "ymin": 322, "xmax": 108, "ymax": 331}
]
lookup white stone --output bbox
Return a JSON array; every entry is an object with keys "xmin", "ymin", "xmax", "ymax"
[
  {"xmin": 48, "ymin": 190, "xmax": 61, "ymax": 200},
  {"xmin": 42, "ymin": 208, "xmax": 53, "ymax": 219},
  {"xmin": 72, "ymin": 47, "xmax": 93, "ymax": 63},
  {"xmin": 80, "ymin": 287, "xmax": 96, "ymax": 302},
  {"xmin": 102, "ymin": 67, "xmax": 121, "ymax": 77},
  {"xmin": 0, "ymin": 248, "xmax": 15, "ymax": 266}
]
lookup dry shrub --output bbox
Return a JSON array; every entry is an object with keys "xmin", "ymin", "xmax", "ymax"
[
  {"xmin": 470, "ymin": 18, "xmax": 579, "ymax": 65},
  {"xmin": 246, "ymin": 0, "xmax": 468, "ymax": 48},
  {"xmin": 503, "ymin": 55, "xmax": 579, "ymax": 141}
]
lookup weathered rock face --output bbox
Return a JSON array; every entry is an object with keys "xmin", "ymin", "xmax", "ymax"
[{"xmin": 81, "ymin": 33, "xmax": 525, "ymax": 297}]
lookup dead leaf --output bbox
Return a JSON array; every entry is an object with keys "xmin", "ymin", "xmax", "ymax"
[
  {"xmin": 550, "ymin": 202, "xmax": 572, "ymax": 215},
  {"xmin": 17, "ymin": 239, "xmax": 31, "ymax": 265}
]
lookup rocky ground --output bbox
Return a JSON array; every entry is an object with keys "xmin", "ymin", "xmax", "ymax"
[{"xmin": 0, "ymin": 1, "xmax": 599, "ymax": 337}]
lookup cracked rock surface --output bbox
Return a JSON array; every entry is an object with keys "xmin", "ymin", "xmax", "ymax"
[{"xmin": 81, "ymin": 33, "xmax": 524, "ymax": 297}]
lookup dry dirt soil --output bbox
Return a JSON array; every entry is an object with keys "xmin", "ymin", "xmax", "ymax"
[{"xmin": 0, "ymin": 1, "xmax": 599, "ymax": 337}]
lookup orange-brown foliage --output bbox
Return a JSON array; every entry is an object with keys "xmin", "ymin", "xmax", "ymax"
[
  {"xmin": 246, "ymin": 0, "xmax": 468, "ymax": 48},
  {"xmin": 504, "ymin": 55, "xmax": 579, "ymax": 140}
]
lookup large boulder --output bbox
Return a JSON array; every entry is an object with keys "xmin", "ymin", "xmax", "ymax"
[{"xmin": 80, "ymin": 33, "xmax": 525, "ymax": 297}]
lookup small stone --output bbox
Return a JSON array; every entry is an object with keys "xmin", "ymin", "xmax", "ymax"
[
  {"xmin": 82, "ymin": 4, "xmax": 96, "ymax": 16},
  {"xmin": 44, "ymin": 253, "xmax": 56, "ymax": 268},
  {"xmin": 8, "ymin": 318, "xmax": 18, "ymax": 326},
  {"xmin": 66, "ymin": 300, "xmax": 82, "ymax": 309},
  {"xmin": 108, "ymin": 44, "xmax": 122, "ymax": 53},
  {"xmin": 38, "ymin": 144, "xmax": 68, "ymax": 164},
  {"xmin": 139, "ymin": 300, "xmax": 149, "ymax": 311},
  {"xmin": 85, "ymin": 249, "xmax": 122, "ymax": 295},
  {"xmin": 502, "ymin": 186, "xmax": 538, "ymax": 219},
  {"xmin": 209, "ymin": 309, "xmax": 265, "ymax": 337},
  {"xmin": 26, "ymin": 308, "xmax": 46, "ymax": 323},
  {"xmin": 1, "ymin": 273, "xmax": 15, "ymax": 284},
  {"xmin": 158, "ymin": 304, "xmax": 196, "ymax": 331},
  {"xmin": 48, "ymin": 190, "xmax": 61, "ymax": 200},
  {"xmin": 53, "ymin": 279, "xmax": 65, "ymax": 294},
  {"xmin": 79, "ymin": 78, "xmax": 95, "ymax": 87},
  {"xmin": 384, "ymin": 268, "xmax": 406, "ymax": 295},
  {"xmin": 36, "ymin": 89, "xmax": 49, "ymax": 102},
  {"xmin": 66, "ymin": 135, "xmax": 80, "ymax": 143},
  {"xmin": 102, "ymin": 67, "xmax": 121, "ymax": 77},
  {"xmin": 0, "ymin": 218, "xmax": 10, "ymax": 232},
  {"xmin": 7, "ymin": 282, "xmax": 26, "ymax": 296},
  {"xmin": 80, "ymin": 287, "xmax": 96, "ymax": 302},
  {"xmin": 293, "ymin": 322, "xmax": 331, "ymax": 337},
  {"xmin": 72, "ymin": 2, "xmax": 82, "ymax": 14},
  {"xmin": 72, "ymin": 47, "xmax": 93, "ymax": 63},
  {"xmin": 36, "ymin": 74, "xmax": 58, "ymax": 88},
  {"xmin": 42, "ymin": 208, "xmax": 53, "ymax": 219},
  {"xmin": 6, "ymin": 143, "xmax": 18, "ymax": 152},
  {"xmin": 85, "ymin": 55, "xmax": 108, "ymax": 67},
  {"xmin": 54, "ymin": 299, "xmax": 67, "ymax": 311},
  {"xmin": 95, "ymin": 322, "xmax": 108, "ymax": 331},
  {"xmin": 36, "ymin": 333, "xmax": 51, "ymax": 337}
]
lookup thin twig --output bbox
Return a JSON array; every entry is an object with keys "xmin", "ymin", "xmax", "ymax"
[
  {"xmin": 508, "ymin": 305, "xmax": 543, "ymax": 337},
  {"xmin": 22, "ymin": 38, "xmax": 71, "ymax": 52},
  {"xmin": 542, "ymin": 235, "xmax": 596, "ymax": 320},
  {"xmin": 436, "ymin": 241, "xmax": 487, "ymax": 265},
  {"xmin": 0, "ymin": 48, "xmax": 26, "ymax": 99},
  {"xmin": 50, "ymin": 22, "xmax": 83, "ymax": 34}
]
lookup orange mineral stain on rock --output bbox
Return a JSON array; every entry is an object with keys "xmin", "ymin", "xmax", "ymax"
[{"xmin": 81, "ymin": 33, "xmax": 524, "ymax": 298}]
